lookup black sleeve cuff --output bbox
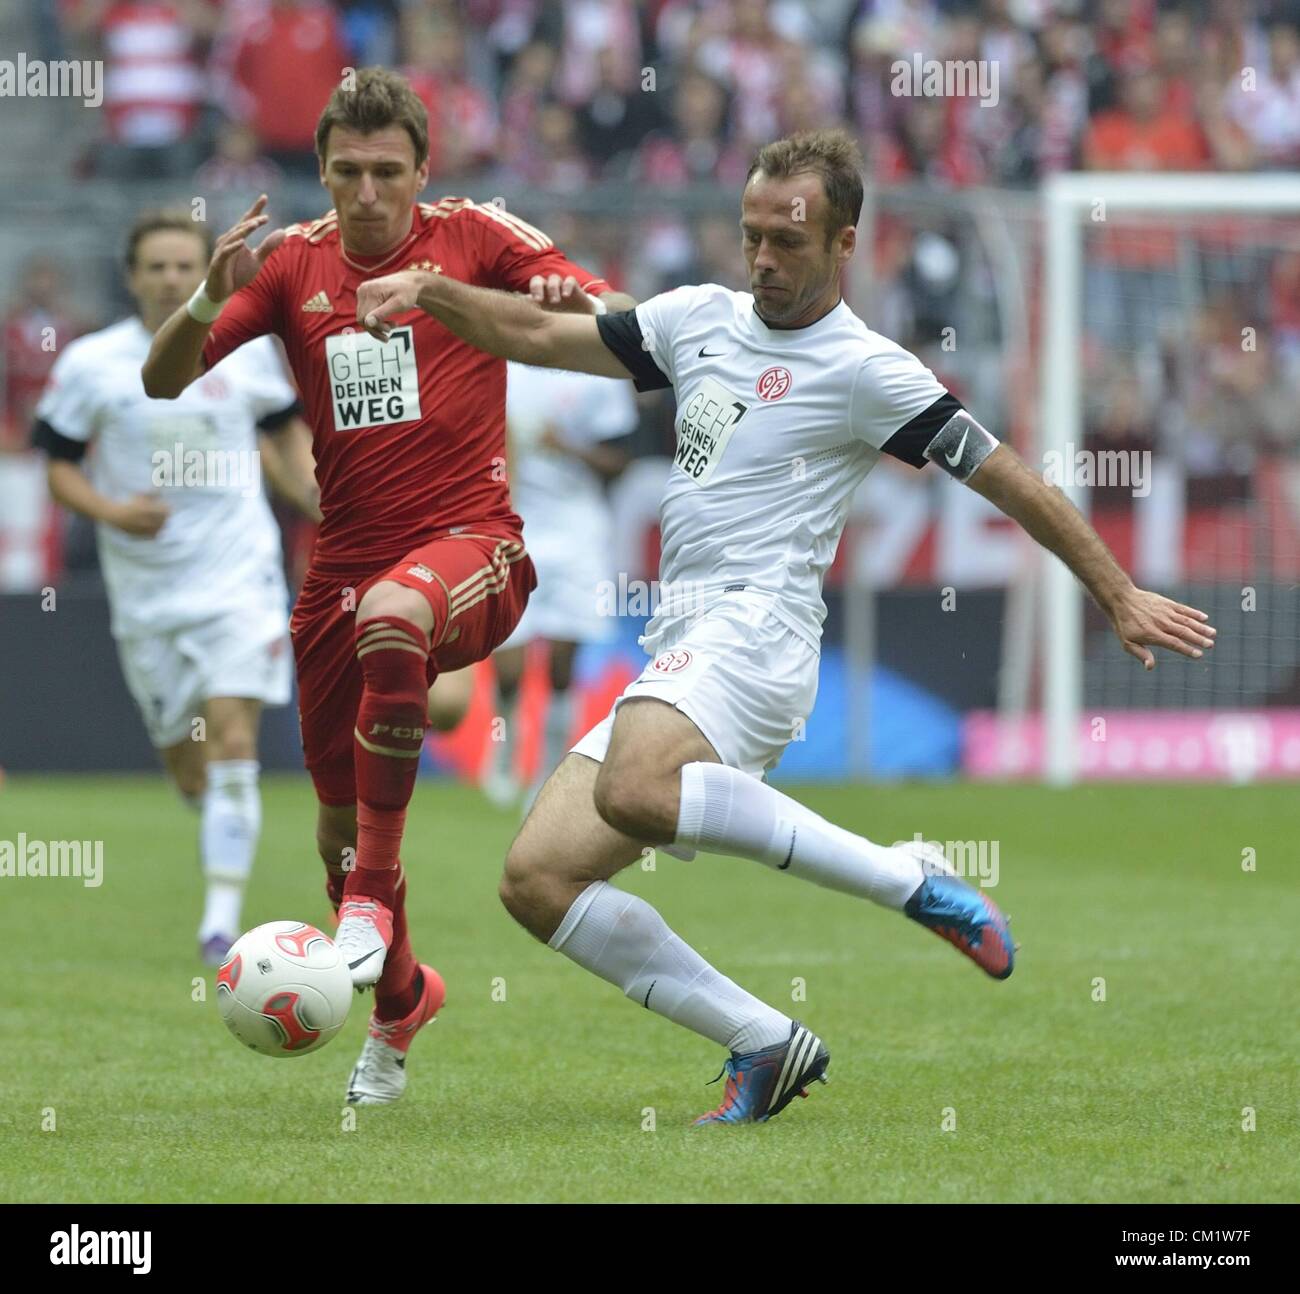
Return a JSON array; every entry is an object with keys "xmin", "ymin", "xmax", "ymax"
[
  {"xmin": 595, "ymin": 309, "xmax": 671, "ymax": 392},
  {"xmin": 32, "ymin": 418, "xmax": 89, "ymax": 463},
  {"xmin": 879, "ymin": 393, "xmax": 964, "ymax": 468},
  {"xmin": 257, "ymin": 399, "xmax": 304, "ymax": 433}
]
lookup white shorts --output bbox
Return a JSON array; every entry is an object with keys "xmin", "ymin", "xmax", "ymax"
[
  {"xmin": 500, "ymin": 534, "xmax": 614, "ymax": 649},
  {"xmin": 116, "ymin": 602, "xmax": 292, "ymax": 748},
  {"xmin": 571, "ymin": 591, "xmax": 820, "ymax": 778}
]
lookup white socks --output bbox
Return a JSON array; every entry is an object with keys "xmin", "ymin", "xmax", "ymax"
[
  {"xmin": 199, "ymin": 759, "xmax": 260, "ymax": 939},
  {"xmin": 549, "ymin": 881, "xmax": 791, "ymax": 1054},
  {"xmin": 675, "ymin": 762, "xmax": 930, "ymax": 909}
]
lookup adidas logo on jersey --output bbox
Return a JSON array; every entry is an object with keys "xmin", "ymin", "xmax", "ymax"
[{"xmin": 301, "ymin": 291, "xmax": 333, "ymax": 313}]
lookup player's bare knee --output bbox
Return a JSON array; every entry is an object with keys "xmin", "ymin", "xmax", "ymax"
[
  {"xmin": 593, "ymin": 758, "xmax": 666, "ymax": 839},
  {"xmin": 173, "ymin": 769, "xmax": 206, "ymax": 802},
  {"xmin": 355, "ymin": 582, "xmax": 433, "ymax": 638},
  {"xmin": 499, "ymin": 841, "xmax": 563, "ymax": 938},
  {"xmin": 208, "ymin": 731, "xmax": 257, "ymax": 762}
]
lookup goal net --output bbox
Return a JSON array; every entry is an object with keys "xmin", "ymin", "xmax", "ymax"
[{"xmin": 977, "ymin": 174, "xmax": 1300, "ymax": 784}]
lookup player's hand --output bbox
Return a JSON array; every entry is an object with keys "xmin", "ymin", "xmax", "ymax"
[
  {"xmin": 205, "ymin": 195, "xmax": 286, "ymax": 303},
  {"xmin": 110, "ymin": 494, "xmax": 170, "ymax": 538},
  {"xmin": 1107, "ymin": 586, "xmax": 1216, "ymax": 670},
  {"xmin": 527, "ymin": 273, "xmax": 599, "ymax": 314},
  {"xmin": 356, "ymin": 270, "xmax": 426, "ymax": 341}
]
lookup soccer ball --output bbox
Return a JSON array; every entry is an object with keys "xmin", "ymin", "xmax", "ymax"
[{"xmin": 215, "ymin": 920, "xmax": 352, "ymax": 1057}]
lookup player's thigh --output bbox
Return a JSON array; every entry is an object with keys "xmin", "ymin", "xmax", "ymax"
[
  {"xmin": 292, "ymin": 573, "xmax": 364, "ymax": 804},
  {"xmin": 504, "ymin": 753, "xmax": 647, "ymax": 899},
  {"xmin": 596, "ymin": 696, "xmax": 720, "ymax": 822},
  {"xmin": 379, "ymin": 529, "xmax": 535, "ymax": 671},
  {"xmin": 204, "ymin": 696, "xmax": 262, "ymax": 760}
]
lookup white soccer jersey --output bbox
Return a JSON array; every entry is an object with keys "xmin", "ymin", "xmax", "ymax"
[
  {"xmin": 505, "ymin": 362, "xmax": 637, "ymax": 548},
  {"xmin": 596, "ymin": 284, "xmax": 988, "ymax": 650},
  {"xmin": 34, "ymin": 319, "xmax": 297, "ymax": 639}
]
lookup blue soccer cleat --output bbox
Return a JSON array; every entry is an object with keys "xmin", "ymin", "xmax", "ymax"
[
  {"xmin": 200, "ymin": 933, "xmax": 234, "ymax": 967},
  {"xmin": 693, "ymin": 1021, "xmax": 829, "ymax": 1126},
  {"xmin": 904, "ymin": 874, "xmax": 1016, "ymax": 979}
]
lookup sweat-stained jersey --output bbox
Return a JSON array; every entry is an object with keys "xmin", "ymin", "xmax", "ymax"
[{"xmin": 201, "ymin": 198, "xmax": 611, "ymax": 573}]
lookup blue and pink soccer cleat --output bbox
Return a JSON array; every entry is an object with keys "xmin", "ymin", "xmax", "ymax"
[
  {"xmin": 693, "ymin": 1021, "xmax": 830, "ymax": 1126},
  {"xmin": 904, "ymin": 874, "xmax": 1016, "ymax": 979}
]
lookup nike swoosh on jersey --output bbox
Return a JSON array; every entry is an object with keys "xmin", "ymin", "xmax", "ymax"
[{"xmin": 698, "ymin": 346, "xmax": 727, "ymax": 357}]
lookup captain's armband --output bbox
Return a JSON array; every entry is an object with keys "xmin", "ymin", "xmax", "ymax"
[{"xmin": 922, "ymin": 410, "xmax": 999, "ymax": 482}]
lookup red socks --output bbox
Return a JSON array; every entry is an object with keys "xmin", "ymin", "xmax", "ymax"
[
  {"xmin": 346, "ymin": 611, "xmax": 436, "ymax": 1022},
  {"xmin": 349, "ymin": 614, "xmax": 431, "ymax": 906},
  {"xmin": 375, "ymin": 868, "xmax": 419, "ymax": 1021}
]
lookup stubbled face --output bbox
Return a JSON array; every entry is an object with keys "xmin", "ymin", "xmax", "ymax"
[
  {"xmin": 320, "ymin": 125, "xmax": 430, "ymax": 255},
  {"xmin": 740, "ymin": 171, "xmax": 855, "ymax": 328},
  {"xmin": 129, "ymin": 229, "xmax": 208, "ymax": 332}
]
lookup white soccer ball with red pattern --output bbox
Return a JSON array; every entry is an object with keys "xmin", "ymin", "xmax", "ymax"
[{"xmin": 215, "ymin": 921, "xmax": 352, "ymax": 1057}]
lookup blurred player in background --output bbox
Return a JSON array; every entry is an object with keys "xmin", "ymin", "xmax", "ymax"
[
  {"xmin": 483, "ymin": 362, "xmax": 636, "ymax": 810},
  {"xmin": 356, "ymin": 127, "xmax": 1218, "ymax": 1125},
  {"xmin": 32, "ymin": 210, "xmax": 319, "ymax": 965},
  {"xmin": 142, "ymin": 68, "xmax": 635, "ymax": 1106}
]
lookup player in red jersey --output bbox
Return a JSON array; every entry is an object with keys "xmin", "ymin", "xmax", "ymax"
[{"xmin": 143, "ymin": 67, "xmax": 635, "ymax": 1104}]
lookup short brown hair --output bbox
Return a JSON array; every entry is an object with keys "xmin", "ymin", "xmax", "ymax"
[
  {"xmin": 125, "ymin": 209, "xmax": 213, "ymax": 269},
  {"xmin": 746, "ymin": 129, "xmax": 865, "ymax": 241},
  {"xmin": 315, "ymin": 66, "xmax": 429, "ymax": 168}
]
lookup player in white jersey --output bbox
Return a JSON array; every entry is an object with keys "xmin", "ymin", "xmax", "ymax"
[
  {"xmin": 354, "ymin": 129, "xmax": 1217, "ymax": 1123},
  {"xmin": 483, "ymin": 363, "xmax": 637, "ymax": 809},
  {"xmin": 32, "ymin": 211, "xmax": 320, "ymax": 965}
]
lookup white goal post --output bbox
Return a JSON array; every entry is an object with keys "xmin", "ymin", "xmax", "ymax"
[{"xmin": 1041, "ymin": 173, "xmax": 1300, "ymax": 785}]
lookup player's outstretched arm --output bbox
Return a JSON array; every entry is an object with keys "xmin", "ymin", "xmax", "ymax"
[
  {"xmin": 143, "ymin": 196, "xmax": 285, "ymax": 398},
  {"xmin": 522, "ymin": 272, "xmax": 636, "ymax": 315},
  {"xmin": 964, "ymin": 443, "xmax": 1217, "ymax": 670},
  {"xmin": 355, "ymin": 270, "xmax": 634, "ymax": 380}
]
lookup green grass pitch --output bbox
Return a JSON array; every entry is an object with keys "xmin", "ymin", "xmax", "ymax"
[{"xmin": 1, "ymin": 774, "xmax": 1295, "ymax": 1203}]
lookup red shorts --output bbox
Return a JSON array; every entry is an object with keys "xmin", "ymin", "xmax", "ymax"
[{"xmin": 290, "ymin": 525, "xmax": 536, "ymax": 805}]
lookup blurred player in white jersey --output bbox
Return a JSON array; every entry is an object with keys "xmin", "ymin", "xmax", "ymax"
[
  {"xmin": 32, "ymin": 211, "xmax": 320, "ymax": 964},
  {"xmin": 483, "ymin": 362, "xmax": 636, "ymax": 809},
  {"xmin": 356, "ymin": 129, "xmax": 1217, "ymax": 1124}
]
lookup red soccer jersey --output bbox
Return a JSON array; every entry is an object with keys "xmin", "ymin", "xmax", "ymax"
[{"xmin": 201, "ymin": 198, "xmax": 610, "ymax": 571}]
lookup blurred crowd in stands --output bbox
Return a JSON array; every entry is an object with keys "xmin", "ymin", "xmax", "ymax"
[
  {"xmin": 4, "ymin": 0, "xmax": 1300, "ymax": 588},
  {"xmin": 25, "ymin": 0, "xmax": 1300, "ymax": 186}
]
